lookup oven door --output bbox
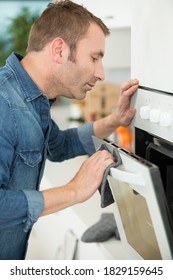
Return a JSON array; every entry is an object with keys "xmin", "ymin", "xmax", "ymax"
[{"xmin": 93, "ymin": 136, "xmax": 173, "ymax": 260}]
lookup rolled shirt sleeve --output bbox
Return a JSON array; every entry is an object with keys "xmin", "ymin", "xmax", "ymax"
[
  {"xmin": 0, "ymin": 188, "xmax": 44, "ymax": 232},
  {"xmin": 22, "ymin": 189, "xmax": 44, "ymax": 232},
  {"xmin": 77, "ymin": 122, "xmax": 96, "ymax": 155}
]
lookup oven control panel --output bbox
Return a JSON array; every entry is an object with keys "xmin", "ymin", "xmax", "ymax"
[{"xmin": 130, "ymin": 87, "xmax": 173, "ymax": 143}]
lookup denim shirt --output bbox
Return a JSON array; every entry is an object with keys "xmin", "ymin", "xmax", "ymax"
[{"xmin": 0, "ymin": 52, "xmax": 95, "ymax": 259}]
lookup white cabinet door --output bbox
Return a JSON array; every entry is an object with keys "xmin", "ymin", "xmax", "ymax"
[{"xmin": 131, "ymin": 0, "xmax": 173, "ymax": 93}]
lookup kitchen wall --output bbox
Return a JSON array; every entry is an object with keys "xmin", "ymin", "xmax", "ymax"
[{"xmin": 104, "ymin": 27, "xmax": 131, "ymax": 84}]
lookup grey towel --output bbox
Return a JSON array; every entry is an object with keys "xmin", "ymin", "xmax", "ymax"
[{"xmin": 98, "ymin": 144, "xmax": 122, "ymax": 208}]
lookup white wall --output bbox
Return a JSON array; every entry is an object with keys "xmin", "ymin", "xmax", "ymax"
[{"xmin": 103, "ymin": 27, "xmax": 131, "ymax": 69}]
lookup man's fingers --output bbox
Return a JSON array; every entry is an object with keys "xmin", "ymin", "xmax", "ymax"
[{"xmin": 121, "ymin": 79, "xmax": 139, "ymax": 92}]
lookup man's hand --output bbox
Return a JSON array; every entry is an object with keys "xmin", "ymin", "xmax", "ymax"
[
  {"xmin": 116, "ymin": 79, "xmax": 139, "ymax": 127},
  {"xmin": 41, "ymin": 150, "xmax": 114, "ymax": 216},
  {"xmin": 93, "ymin": 78, "xmax": 139, "ymax": 139},
  {"xmin": 68, "ymin": 150, "xmax": 114, "ymax": 203}
]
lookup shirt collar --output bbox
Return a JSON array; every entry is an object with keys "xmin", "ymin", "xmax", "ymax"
[{"xmin": 6, "ymin": 52, "xmax": 56, "ymax": 104}]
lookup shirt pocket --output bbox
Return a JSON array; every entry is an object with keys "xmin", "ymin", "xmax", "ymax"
[
  {"xmin": 9, "ymin": 150, "xmax": 42, "ymax": 190},
  {"xmin": 19, "ymin": 150, "xmax": 42, "ymax": 167}
]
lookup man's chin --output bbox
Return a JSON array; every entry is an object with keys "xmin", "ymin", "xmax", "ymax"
[{"xmin": 77, "ymin": 91, "xmax": 90, "ymax": 100}]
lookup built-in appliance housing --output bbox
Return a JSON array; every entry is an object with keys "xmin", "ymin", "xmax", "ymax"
[{"xmin": 94, "ymin": 0, "xmax": 173, "ymax": 260}]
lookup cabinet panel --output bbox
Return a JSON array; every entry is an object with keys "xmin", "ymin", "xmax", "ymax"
[{"xmin": 131, "ymin": 0, "xmax": 173, "ymax": 93}]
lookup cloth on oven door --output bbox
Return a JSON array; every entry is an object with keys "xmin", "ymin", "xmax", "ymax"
[{"xmin": 98, "ymin": 143, "xmax": 122, "ymax": 208}]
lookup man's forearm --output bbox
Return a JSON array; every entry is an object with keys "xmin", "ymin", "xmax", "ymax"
[
  {"xmin": 40, "ymin": 149, "xmax": 115, "ymax": 217},
  {"xmin": 41, "ymin": 184, "xmax": 77, "ymax": 216},
  {"xmin": 93, "ymin": 112, "xmax": 120, "ymax": 139}
]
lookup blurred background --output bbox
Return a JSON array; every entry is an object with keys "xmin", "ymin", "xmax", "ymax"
[
  {"xmin": 0, "ymin": 0, "xmax": 131, "ymax": 83},
  {"xmin": 0, "ymin": 0, "xmax": 134, "ymax": 149},
  {"xmin": 0, "ymin": 1, "xmax": 50, "ymax": 66}
]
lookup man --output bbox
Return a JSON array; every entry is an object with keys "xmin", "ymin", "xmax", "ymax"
[{"xmin": 0, "ymin": 0, "xmax": 139, "ymax": 259}]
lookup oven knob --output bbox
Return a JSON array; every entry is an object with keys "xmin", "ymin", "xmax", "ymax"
[
  {"xmin": 159, "ymin": 113, "xmax": 172, "ymax": 127},
  {"xmin": 149, "ymin": 109, "xmax": 160, "ymax": 123},
  {"xmin": 140, "ymin": 106, "xmax": 150, "ymax": 119}
]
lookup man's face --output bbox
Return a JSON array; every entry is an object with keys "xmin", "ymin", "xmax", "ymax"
[{"xmin": 56, "ymin": 23, "xmax": 106, "ymax": 100}]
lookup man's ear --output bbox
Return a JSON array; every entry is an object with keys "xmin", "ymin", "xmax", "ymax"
[{"xmin": 50, "ymin": 38, "xmax": 65, "ymax": 64}]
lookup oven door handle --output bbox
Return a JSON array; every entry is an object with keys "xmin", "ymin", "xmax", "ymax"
[{"xmin": 109, "ymin": 167, "xmax": 145, "ymax": 186}]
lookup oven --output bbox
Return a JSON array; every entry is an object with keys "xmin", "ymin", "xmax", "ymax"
[
  {"xmin": 99, "ymin": 83, "xmax": 173, "ymax": 260},
  {"xmin": 93, "ymin": 0, "xmax": 173, "ymax": 259},
  {"xmin": 131, "ymin": 85, "xmax": 173, "ymax": 214},
  {"xmin": 93, "ymin": 135, "xmax": 173, "ymax": 260}
]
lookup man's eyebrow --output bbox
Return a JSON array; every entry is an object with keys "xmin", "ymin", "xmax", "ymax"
[{"xmin": 92, "ymin": 50, "xmax": 104, "ymax": 58}]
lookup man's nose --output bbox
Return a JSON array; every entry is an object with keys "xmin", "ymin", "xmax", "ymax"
[{"xmin": 94, "ymin": 62, "xmax": 105, "ymax": 81}]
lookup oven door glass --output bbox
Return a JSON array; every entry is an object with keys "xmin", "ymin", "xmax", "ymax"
[
  {"xmin": 93, "ymin": 136, "xmax": 173, "ymax": 260},
  {"xmin": 108, "ymin": 177, "xmax": 161, "ymax": 259}
]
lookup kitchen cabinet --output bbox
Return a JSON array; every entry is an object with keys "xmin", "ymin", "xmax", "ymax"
[
  {"xmin": 131, "ymin": 0, "xmax": 173, "ymax": 93},
  {"xmin": 131, "ymin": 0, "xmax": 173, "ymax": 143}
]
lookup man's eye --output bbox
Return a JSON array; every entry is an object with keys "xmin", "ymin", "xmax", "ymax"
[
  {"xmin": 92, "ymin": 56, "xmax": 98, "ymax": 62},
  {"xmin": 92, "ymin": 57, "xmax": 98, "ymax": 62}
]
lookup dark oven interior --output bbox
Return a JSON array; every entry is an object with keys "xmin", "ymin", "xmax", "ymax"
[{"xmin": 135, "ymin": 127, "xmax": 173, "ymax": 221}]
